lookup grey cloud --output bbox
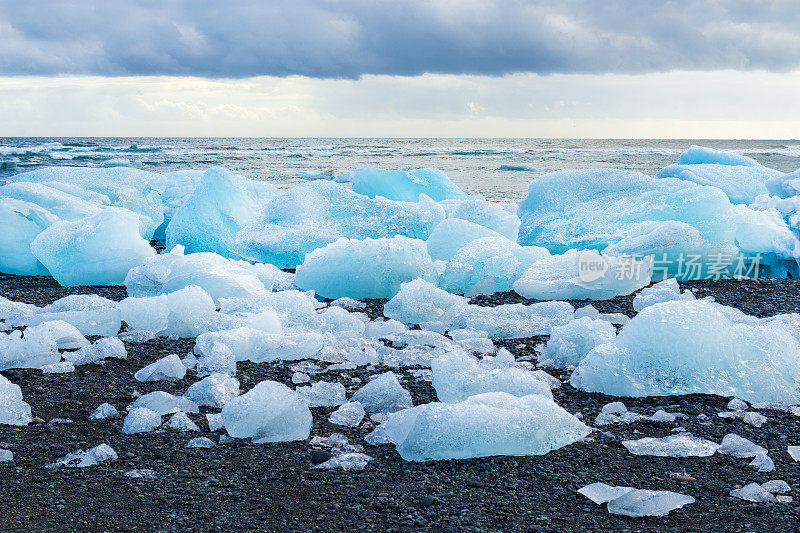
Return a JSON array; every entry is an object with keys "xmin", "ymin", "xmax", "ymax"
[{"xmin": 1, "ymin": 0, "xmax": 799, "ymax": 78}]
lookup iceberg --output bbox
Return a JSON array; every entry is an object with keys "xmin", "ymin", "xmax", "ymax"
[
  {"xmin": 542, "ymin": 317, "xmax": 617, "ymax": 368},
  {"xmin": 383, "ymin": 278, "xmax": 466, "ymax": 325},
  {"xmin": 346, "ymin": 167, "xmax": 468, "ymax": 202},
  {"xmin": 571, "ymin": 299, "xmax": 800, "ymax": 404},
  {"xmin": 0, "ymin": 197, "xmax": 58, "ymax": 275},
  {"xmin": 30, "ymin": 208, "xmax": 154, "ymax": 286},
  {"xmin": 295, "ymin": 236, "xmax": 438, "ymax": 299},
  {"xmin": 371, "ymin": 392, "xmax": 590, "ymax": 461},
  {"xmin": 235, "ymin": 180, "xmax": 445, "ymax": 268},
  {"xmin": 221, "ymin": 380, "xmax": 312, "ymax": 443},
  {"xmin": 0, "ymin": 181, "xmax": 104, "ymax": 221}
]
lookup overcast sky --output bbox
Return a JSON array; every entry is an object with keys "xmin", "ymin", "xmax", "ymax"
[{"xmin": 1, "ymin": 0, "xmax": 797, "ymax": 138}]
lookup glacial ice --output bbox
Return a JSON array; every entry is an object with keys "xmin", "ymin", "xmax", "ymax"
[
  {"xmin": 431, "ymin": 348, "xmax": 552, "ymax": 403},
  {"xmin": 717, "ymin": 433, "xmax": 767, "ymax": 458},
  {"xmin": 571, "ymin": 299, "xmax": 800, "ymax": 404},
  {"xmin": 195, "ymin": 328, "xmax": 324, "ymax": 363},
  {"xmin": 351, "ymin": 372, "xmax": 413, "ymax": 414},
  {"xmin": 542, "ymin": 317, "xmax": 616, "ymax": 368},
  {"xmin": 31, "ymin": 320, "xmax": 88, "ymax": 350},
  {"xmin": 22, "ymin": 294, "xmax": 121, "ymax": 337},
  {"xmin": 221, "ymin": 380, "xmax": 312, "ymax": 443},
  {"xmin": 313, "ymin": 452, "xmax": 372, "ymax": 471},
  {"xmin": 441, "ymin": 198, "xmax": 521, "ymax": 240},
  {"xmin": 296, "ymin": 381, "xmax": 347, "ymax": 407},
  {"xmin": 577, "ymin": 483, "xmax": 635, "ymax": 504},
  {"xmin": 383, "ymin": 278, "xmax": 466, "ymax": 324},
  {"xmin": 184, "ymin": 374, "xmax": 240, "ymax": 407},
  {"xmin": 121, "ymin": 285, "xmax": 217, "ymax": 338},
  {"xmin": 749, "ymin": 452, "xmax": 775, "ymax": 472},
  {"xmin": 632, "ymin": 278, "xmax": 694, "ymax": 312},
  {"xmin": 30, "ymin": 208, "xmax": 154, "ymax": 286},
  {"xmin": 0, "ymin": 374, "xmax": 33, "ymax": 426},
  {"xmin": 0, "ymin": 325, "xmax": 60, "ymax": 370},
  {"xmin": 0, "ymin": 449, "xmax": 12, "ymax": 462},
  {"xmin": 622, "ymin": 434, "xmax": 719, "ymax": 457},
  {"xmin": 0, "ymin": 197, "xmax": 58, "ymax": 275},
  {"xmin": 513, "ymin": 250, "xmax": 652, "ymax": 301},
  {"xmin": 134, "ymin": 354, "xmax": 186, "ymax": 382},
  {"xmin": 64, "ymin": 337, "xmax": 126, "ymax": 365},
  {"xmin": 656, "ymin": 163, "xmax": 779, "ymax": 204},
  {"xmin": 606, "ymin": 489, "xmax": 695, "ymax": 517},
  {"xmin": 371, "ymin": 392, "xmax": 590, "ymax": 461},
  {"xmin": 442, "ymin": 301, "xmax": 573, "ymax": 339},
  {"xmin": 45, "ymin": 443, "xmax": 117, "ymax": 468},
  {"xmin": 235, "ymin": 180, "xmax": 445, "ymax": 268},
  {"xmin": 89, "ymin": 403, "xmax": 120, "ymax": 420},
  {"xmin": 164, "ymin": 411, "xmax": 200, "ymax": 432},
  {"xmin": 295, "ymin": 236, "xmax": 438, "ymax": 299},
  {"xmin": 122, "ymin": 408, "xmax": 162, "ymax": 434},
  {"xmin": 187, "ymin": 437, "xmax": 216, "ymax": 448},
  {"xmin": 678, "ymin": 146, "xmax": 760, "ymax": 167},
  {"xmin": 329, "ymin": 402, "xmax": 366, "ymax": 427},
  {"xmin": 347, "ymin": 167, "xmax": 468, "ymax": 202},
  {"xmin": 730, "ymin": 483, "xmax": 777, "ymax": 503},
  {"xmin": 425, "ymin": 218, "xmax": 506, "ymax": 261},
  {"xmin": 129, "ymin": 391, "xmax": 199, "ymax": 415},
  {"xmin": 196, "ymin": 342, "xmax": 237, "ymax": 376}
]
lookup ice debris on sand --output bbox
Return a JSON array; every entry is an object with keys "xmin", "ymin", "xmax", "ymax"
[
  {"xmin": 45, "ymin": 443, "xmax": 117, "ymax": 468},
  {"xmin": 578, "ymin": 483, "xmax": 694, "ymax": 517},
  {"xmin": 221, "ymin": 380, "xmax": 312, "ymax": 443}
]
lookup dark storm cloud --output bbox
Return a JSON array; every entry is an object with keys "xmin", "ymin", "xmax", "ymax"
[{"xmin": 1, "ymin": 0, "xmax": 799, "ymax": 78}]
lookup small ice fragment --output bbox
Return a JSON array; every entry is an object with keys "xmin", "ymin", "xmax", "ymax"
[
  {"xmin": 717, "ymin": 433, "xmax": 767, "ymax": 458},
  {"xmin": 313, "ymin": 452, "xmax": 372, "ymax": 471},
  {"xmin": 134, "ymin": 354, "xmax": 186, "ymax": 382},
  {"xmin": 124, "ymin": 469, "xmax": 157, "ymax": 480},
  {"xmin": 128, "ymin": 391, "xmax": 199, "ymax": 415},
  {"xmin": 777, "ymin": 495, "xmax": 793, "ymax": 503},
  {"xmin": 742, "ymin": 411, "xmax": 767, "ymax": 427},
  {"xmin": 351, "ymin": 372, "xmax": 412, "ymax": 414},
  {"xmin": 329, "ymin": 402, "xmax": 365, "ymax": 427},
  {"xmin": 606, "ymin": 489, "xmax": 694, "ymax": 517},
  {"xmin": 48, "ymin": 418, "xmax": 73, "ymax": 425},
  {"xmin": 728, "ymin": 398, "xmax": 748, "ymax": 411},
  {"xmin": 65, "ymin": 337, "xmax": 126, "ymax": 365},
  {"xmin": 292, "ymin": 372, "xmax": 310, "ymax": 384},
  {"xmin": 41, "ymin": 361, "xmax": 75, "ymax": 374},
  {"xmin": 730, "ymin": 483, "xmax": 777, "ymax": 503},
  {"xmin": 622, "ymin": 434, "xmax": 719, "ymax": 457},
  {"xmin": 788, "ymin": 446, "xmax": 800, "ymax": 461},
  {"xmin": 118, "ymin": 330, "xmax": 156, "ymax": 343},
  {"xmin": 650, "ymin": 410, "xmax": 676, "ymax": 423},
  {"xmin": 89, "ymin": 403, "xmax": 120, "ymax": 420},
  {"xmin": 122, "ymin": 407, "xmax": 162, "ymax": 434},
  {"xmin": 295, "ymin": 381, "xmax": 347, "ymax": 407},
  {"xmin": 187, "ymin": 437, "xmax": 216, "ymax": 448},
  {"xmin": 761, "ymin": 480, "xmax": 790, "ymax": 494},
  {"xmin": 46, "ymin": 443, "xmax": 117, "ymax": 468},
  {"xmin": 0, "ymin": 449, "xmax": 12, "ymax": 462},
  {"xmin": 184, "ymin": 373, "xmax": 240, "ymax": 408},
  {"xmin": 577, "ymin": 483, "xmax": 635, "ymax": 504},
  {"xmin": 206, "ymin": 413, "xmax": 224, "ymax": 432},
  {"xmin": 164, "ymin": 411, "xmax": 200, "ymax": 432},
  {"xmin": 749, "ymin": 453, "xmax": 776, "ymax": 472},
  {"xmin": 330, "ymin": 297, "xmax": 365, "ymax": 311}
]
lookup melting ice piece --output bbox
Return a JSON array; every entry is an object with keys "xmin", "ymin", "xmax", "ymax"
[
  {"xmin": 717, "ymin": 433, "xmax": 767, "ymax": 458},
  {"xmin": 89, "ymin": 403, "xmax": 120, "ymax": 420},
  {"xmin": 296, "ymin": 381, "xmax": 347, "ymax": 407},
  {"xmin": 30, "ymin": 208, "xmax": 155, "ymax": 286},
  {"xmin": 24, "ymin": 294, "xmax": 121, "ymax": 337},
  {"xmin": 41, "ymin": 361, "xmax": 75, "ymax": 374},
  {"xmin": 632, "ymin": 278, "xmax": 695, "ymax": 312},
  {"xmin": 134, "ymin": 354, "xmax": 186, "ymax": 382},
  {"xmin": 762, "ymin": 480, "xmax": 791, "ymax": 494},
  {"xmin": 571, "ymin": 299, "xmax": 800, "ymax": 404},
  {"xmin": 0, "ymin": 197, "xmax": 58, "ymax": 275},
  {"xmin": 295, "ymin": 236, "xmax": 438, "ymax": 299},
  {"xmin": 184, "ymin": 374, "xmax": 240, "ymax": 408},
  {"xmin": 129, "ymin": 391, "xmax": 199, "ymax": 415},
  {"xmin": 206, "ymin": 413, "xmax": 224, "ymax": 432},
  {"xmin": 442, "ymin": 301, "xmax": 573, "ymax": 339},
  {"xmin": 577, "ymin": 483, "xmax": 636, "ymax": 504},
  {"xmin": 330, "ymin": 297, "xmax": 366, "ymax": 311},
  {"xmin": 187, "ymin": 437, "xmax": 217, "ymax": 448},
  {"xmin": 164, "ymin": 412, "xmax": 200, "ymax": 432},
  {"xmin": 195, "ymin": 328, "xmax": 324, "ymax": 363},
  {"xmin": 542, "ymin": 317, "xmax": 616, "ymax": 368},
  {"xmin": 743, "ymin": 412, "xmax": 768, "ymax": 427},
  {"xmin": 45, "ymin": 443, "xmax": 118, "ymax": 469},
  {"xmin": 124, "ymin": 469, "xmax": 157, "ymax": 480},
  {"xmin": 0, "ymin": 326, "xmax": 60, "ymax": 370},
  {"xmin": 122, "ymin": 408, "xmax": 162, "ymax": 435},
  {"xmin": 370, "ymin": 392, "xmax": 590, "ymax": 461},
  {"xmin": 347, "ymin": 167, "xmax": 468, "ymax": 203},
  {"xmin": 0, "ymin": 449, "xmax": 13, "ymax": 462},
  {"xmin": 221, "ymin": 380, "xmax": 312, "ymax": 443},
  {"xmin": 788, "ymin": 446, "xmax": 800, "ymax": 461},
  {"xmin": 30, "ymin": 320, "xmax": 88, "ymax": 350},
  {"xmin": 313, "ymin": 452, "xmax": 372, "ymax": 471},
  {"xmin": 426, "ymin": 218, "xmax": 507, "ymax": 262},
  {"xmin": 727, "ymin": 398, "xmax": 749, "ymax": 411},
  {"xmin": 513, "ymin": 250, "xmax": 652, "ymax": 301},
  {"xmin": 383, "ymin": 278, "xmax": 466, "ymax": 324},
  {"xmin": 64, "ymin": 337, "xmax": 126, "ymax": 365},
  {"xmin": 196, "ymin": 342, "xmax": 237, "ymax": 376},
  {"xmin": 0, "ymin": 374, "xmax": 33, "ymax": 426},
  {"xmin": 730, "ymin": 483, "xmax": 777, "ymax": 503},
  {"xmin": 351, "ymin": 372, "xmax": 412, "ymax": 414},
  {"xmin": 622, "ymin": 434, "xmax": 719, "ymax": 457},
  {"xmin": 329, "ymin": 402, "xmax": 366, "ymax": 427},
  {"xmin": 431, "ymin": 348, "xmax": 552, "ymax": 403},
  {"xmin": 440, "ymin": 198, "xmax": 521, "ymax": 240},
  {"xmin": 749, "ymin": 453, "xmax": 776, "ymax": 472},
  {"xmin": 606, "ymin": 489, "xmax": 695, "ymax": 517}
]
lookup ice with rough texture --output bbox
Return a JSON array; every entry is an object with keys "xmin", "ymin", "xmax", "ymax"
[
  {"xmin": 789, "ymin": 445, "xmax": 800, "ymax": 461},
  {"xmin": 24, "ymin": 294, "xmax": 121, "ymax": 337},
  {"xmin": 442, "ymin": 301, "xmax": 573, "ymax": 339},
  {"xmin": 122, "ymin": 408, "xmax": 162, "ymax": 434},
  {"xmin": 0, "ymin": 449, "xmax": 12, "ymax": 462},
  {"xmin": 30, "ymin": 208, "xmax": 155, "ymax": 286},
  {"xmin": 0, "ymin": 181, "xmax": 105, "ymax": 222},
  {"xmin": 64, "ymin": 336, "xmax": 126, "ymax": 365},
  {"xmin": 513, "ymin": 250, "xmax": 652, "ymax": 301},
  {"xmin": 441, "ymin": 198, "xmax": 521, "ymax": 240},
  {"xmin": 351, "ymin": 372, "xmax": 413, "ymax": 414},
  {"xmin": 235, "ymin": 180, "xmax": 445, "ymax": 268},
  {"xmin": 129, "ymin": 391, "xmax": 199, "ymax": 415},
  {"xmin": 166, "ymin": 167, "xmax": 277, "ymax": 258},
  {"xmin": 383, "ymin": 278, "xmax": 466, "ymax": 324},
  {"xmin": 577, "ymin": 483, "xmax": 635, "ymax": 504},
  {"xmin": 195, "ymin": 328, "xmax": 323, "ymax": 363},
  {"xmin": 45, "ymin": 443, "xmax": 118, "ymax": 468},
  {"xmin": 329, "ymin": 402, "xmax": 366, "ymax": 427},
  {"xmin": 425, "ymin": 218, "xmax": 507, "ymax": 261},
  {"xmin": 32, "ymin": 320, "xmax": 88, "ymax": 350},
  {"xmin": 221, "ymin": 380, "xmax": 312, "ymax": 443},
  {"xmin": 632, "ymin": 278, "xmax": 695, "ymax": 311},
  {"xmin": 571, "ymin": 300, "xmax": 800, "ymax": 404},
  {"xmin": 0, "ymin": 325, "xmax": 60, "ymax": 370},
  {"xmin": 295, "ymin": 236, "xmax": 438, "ymax": 299},
  {"xmin": 89, "ymin": 403, "xmax": 120, "ymax": 420},
  {"xmin": 717, "ymin": 433, "xmax": 767, "ymax": 458},
  {"xmin": 730, "ymin": 483, "xmax": 777, "ymax": 503},
  {"xmin": 678, "ymin": 146, "xmax": 760, "ymax": 167},
  {"xmin": 0, "ymin": 197, "xmax": 58, "ymax": 275},
  {"xmin": 431, "ymin": 348, "xmax": 552, "ymax": 403},
  {"xmin": 441, "ymin": 237, "xmax": 550, "ymax": 294},
  {"xmin": 749, "ymin": 452, "xmax": 776, "ymax": 472},
  {"xmin": 656, "ymin": 163, "xmax": 779, "ymax": 205},
  {"xmin": 622, "ymin": 434, "xmax": 719, "ymax": 457},
  {"xmin": 606, "ymin": 489, "xmax": 695, "ymax": 517},
  {"xmin": 371, "ymin": 392, "xmax": 590, "ymax": 461},
  {"xmin": 187, "ymin": 437, "xmax": 216, "ymax": 448},
  {"xmin": 184, "ymin": 374, "xmax": 240, "ymax": 408},
  {"xmin": 296, "ymin": 381, "xmax": 347, "ymax": 407},
  {"xmin": 314, "ymin": 452, "xmax": 372, "ymax": 471},
  {"xmin": 347, "ymin": 167, "xmax": 468, "ymax": 202},
  {"xmin": 134, "ymin": 354, "xmax": 186, "ymax": 382},
  {"xmin": 165, "ymin": 411, "xmax": 200, "ymax": 432},
  {"xmin": 542, "ymin": 317, "xmax": 616, "ymax": 368},
  {"xmin": 0, "ymin": 374, "xmax": 33, "ymax": 426}
]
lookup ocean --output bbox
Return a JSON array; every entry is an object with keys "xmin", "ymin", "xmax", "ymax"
[{"xmin": 1, "ymin": 138, "xmax": 798, "ymax": 201}]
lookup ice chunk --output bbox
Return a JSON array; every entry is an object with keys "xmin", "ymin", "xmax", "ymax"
[
  {"xmin": 295, "ymin": 236, "xmax": 438, "ymax": 299},
  {"xmin": 542, "ymin": 317, "xmax": 616, "ymax": 368},
  {"xmin": 330, "ymin": 297, "xmax": 366, "ymax": 311},
  {"xmin": 329, "ymin": 402, "xmax": 366, "ymax": 427},
  {"xmin": 157, "ymin": 170, "xmax": 204, "ymax": 238},
  {"xmin": 442, "ymin": 301, "xmax": 573, "ymax": 339},
  {"xmin": 195, "ymin": 328, "xmax": 323, "ymax": 363},
  {"xmin": 632, "ymin": 278, "xmax": 695, "ymax": 312},
  {"xmin": 184, "ymin": 374, "xmax": 240, "ymax": 408},
  {"xmin": 318, "ymin": 306, "xmax": 366, "ymax": 335},
  {"xmin": 717, "ymin": 433, "xmax": 767, "ymax": 458},
  {"xmin": 313, "ymin": 452, "xmax": 372, "ymax": 471},
  {"xmin": 122, "ymin": 407, "xmax": 162, "ymax": 434},
  {"xmin": 196, "ymin": 342, "xmax": 237, "ymax": 376},
  {"xmin": 571, "ymin": 300, "xmax": 800, "ymax": 404},
  {"xmin": 292, "ymin": 372, "xmax": 310, "ymax": 384},
  {"xmin": 30, "ymin": 208, "xmax": 155, "ymax": 286},
  {"xmin": 206, "ymin": 413, "xmax": 224, "ymax": 432},
  {"xmin": 441, "ymin": 198, "xmax": 521, "ymax": 240},
  {"xmin": 30, "ymin": 320, "xmax": 88, "ymax": 350},
  {"xmin": 0, "ymin": 197, "xmax": 58, "ymax": 275},
  {"xmin": 0, "ymin": 295, "xmax": 37, "ymax": 321},
  {"xmin": 221, "ymin": 380, "xmax": 312, "ymax": 443},
  {"xmin": 124, "ymin": 468, "xmax": 157, "ymax": 480},
  {"xmin": 296, "ymin": 381, "xmax": 347, "ymax": 407},
  {"xmin": 64, "ymin": 336, "xmax": 126, "ymax": 365},
  {"xmin": 426, "ymin": 218, "xmax": 507, "ymax": 261},
  {"xmin": 622, "ymin": 434, "xmax": 719, "ymax": 457},
  {"xmin": 0, "ymin": 326, "xmax": 60, "ymax": 370},
  {"xmin": 164, "ymin": 411, "xmax": 200, "ymax": 432},
  {"xmin": 0, "ymin": 449, "xmax": 12, "ymax": 462},
  {"xmin": 0, "ymin": 181, "xmax": 105, "ymax": 221},
  {"xmin": 89, "ymin": 403, "xmax": 120, "ymax": 420},
  {"xmin": 235, "ymin": 180, "xmax": 445, "ymax": 268},
  {"xmin": 656, "ymin": 163, "xmax": 779, "ymax": 204},
  {"xmin": 762, "ymin": 480, "xmax": 791, "ymax": 494},
  {"xmin": 728, "ymin": 398, "xmax": 748, "ymax": 411},
  {"xmin": 0, "ymin": 374, "xmax": 32, "ymax": 426},
  {"xmin": 41, "ymin": 361, "xmax": 75, "ymax": 374},
  {"xmin": 372, "ymin": 392, "xmax": 590, "ymax": 461},
  {"xmin": 45, "ymin": 443, "xmax": 117, "ymax": 468},
  {"xmin": 789, "ymin": 445, "xmax": 800, "ymax": 461},
  {"xmin": 187, "ymin": 437, "xmax": 216, "ymax": 448},
  {"xmin": 678, "ymin": 145, "xmax": 760, "ymax": 167},
  {"xmin": 161, "ymin": 286, "xmax": 217, "ymax": 338},
  {"xmin": 24, "ymin": 294, "xmax": 121, "ymax": 336},
  {"xmin": 129, "ymin": 391, "xmax": 199, "ymax": 415},
  {"xmin": 431, "ymin": 348, "xmax": 552, "ymax": 403},
  {"xmin": 166, "ymin": 167, "xmax": 276, "ymax": 258},
  {"xmin": 749, "ymin": 452, "xmax": 776, "ymax": 472},
  {"xmin": 730, "ymin": 483, "xmax": 777, "ymax": 503},
  {"xmin": 606, "ymin": 489, "xmax": 694, "ymax": 517},
  {"xmin": 743, "ymin": 411, "xmax": 768, "ymax": 427},
  {"xmin": 351, "ymin": 372, "xmax": 412, "ymax": 414},
  {"xmin": 441, "ymin": 237, "xmax": 550, "ymax": 294},
  {"xmin": 513, "ymin": 250, "xmax": 652, "ymax": 301},
  {"xmin": 134, "ymin": 354, "xmax": 186, "ymax": 382},
  {"xmin": 346, "ymin": 167, "xmax": 467, "ymax": 202},
  {"xmin": 384, "ymin": 278, "xmax": 466, "ymax": 324},
  {"xmin": 577, "ymin": 483, "xmax": 636, "ymax": 504}
]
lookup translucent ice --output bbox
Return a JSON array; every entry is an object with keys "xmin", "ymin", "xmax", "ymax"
[
  {"xmin": 184, "ymin": 374, "xmax": 240, "ymax": 408},
  {"xmin": 295, "ymin": 236, "xmax": 438, "ymax": 299},
  {"xmin": 656, "ymin": 163, "xmax": 779, "ymax": 204},
  {"xmin": 195, "ymin": 328, "xmax": 324, "ymax": 363},
  {"xmin": 296, "ymin": 381, "xmax": 347, "ymax": 407},
  {"xmin": 431, "ymin": 348, "xmax": 552, "ymax": 403},
  {"xmin": 329, "ymin": 402, "xmax": 366, "ymax": 427},
  {"xmin": 542, "ymin": 317, "xmax": 616, "ymax": 368},
  {"xmin": 89, "ymin": 403, "xmax": 120, "ymax": 420},
  {"xmin": 717, "ymin": 433, "xmax": 767, "ymax": 458},
  {"xmin": 571, "ymin": 300, "xmax": 800, "ymax": 404},
  {"xmin": 606, "ymin": 489, "xmax": 694, "ymax": 517},
  {"xmin": 425, "ymin": 218, "xmax": 507, "ymax": 261},
  {"xmin": 64, "ymin": 337, "xmax": 126, "ymax": 365},
  {"xmin": 347, "ymin": 167, "xmax": 468, "ymax": 202},
  {"xmin": 187, "ymin": 437, "xmax": 216, "ymax": 448},
  {"xmin": 632, "ymin": 278, "xmax": 695, "ymax": 312},
  {"xmin": 164, "ymin": 411, "xmax": 200, "ymax": 432},
  {"xmin": 24, "ymin": 294, "xmax": 121, "ymax": 337},
  {"xmin": 122, "ymin": 408, "xmax": 162, "ymax": 434},
  {"xmin": 221, "ymin": 380, "xmax": 312, "ymax": 443},
  {"xmin": 0, "ymin": 374, "xmax": 32, "ymax": 426},
  {"xmin": 0, "ymin": 181, "xmax": 104, "ymax": 222},
  {"xmin": 129, "ymin": 391, "xmax": 198, "ymax": 415},
  {"xmin": 678, "ymin": 145, "xmax": 760, "ymax": 167},
  {"xmin": 30, "ymin": 208, "xmax": 155, "ymax": 286},
  {"xmin": 134, "ymin": 354, "xmax": 186, "ymax": 382},
  {"xmin": 313, "ymin": 452, "xmax": 372, "ymax": 471},
  {"xmin": 578, "ymin": 483, "xmax": 635, "ymax": 504},
  {"xmin": 730, "ymin": 483, "xmax": 777, "ymax": 503},
  {"xmin": 0, "ymin": 197, "xmax": 58, "ymax": 275},
  {"xmin": 235, "ymin": 180, "xmax": 445, "ymax": 268},
  {"xmin": 622, "ymin": 434, "xmax": 719, "ymax": 457},
  {"xmin": 46, "ymin": 443, "xmax": 117, "ymax": 468},
  {"xmin": 0, "ymin": 326, "xmax": 60, "ymax": 370},
  {"xmin": 442, "ymin": 301, "xmax": 573, "ymax": 339},
  {"xmin": 383, "ymin": 278, "xmax": 466, "ymax": 324},
  {"xmin": 31, "ymin": 320, "xmax": 88, "ymax": 350},
  {"xmin": 351, "ymin": 372, "xmax": 413, "ymax": 414},
  {"xmin": 372, "ymin": 392, "xmax": 590, "ymax": 461},
  {"xmin": 440, "ymin": 198, "xmax": 521, "ymax": 240},
  {"xmin": 196, "ymin": 342, "xmax": 237, "ymax": 376}
]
